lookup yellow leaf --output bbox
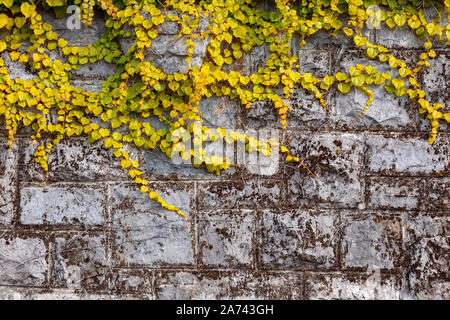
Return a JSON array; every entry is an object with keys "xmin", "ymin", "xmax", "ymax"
[
  {"xmin": 0, "ymin": 14, "xmax": 10, "ymax": 29},
  {"xmin": 21, "ymin": 2, "xmax": 36, "ymax": 18}
]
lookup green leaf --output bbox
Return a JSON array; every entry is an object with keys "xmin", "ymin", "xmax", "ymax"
[{"xmin": 338, "ymin": 82, "xmax": 351, "ymax": 94}]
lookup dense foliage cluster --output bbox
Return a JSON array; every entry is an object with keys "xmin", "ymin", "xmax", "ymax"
[{"xmin": 0, "ymin": 0, "xmax": 449, "ymax": 222}]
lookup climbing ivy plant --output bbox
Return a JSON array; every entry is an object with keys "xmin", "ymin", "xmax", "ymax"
[{"xmin": 0, "ymin": 0, "xmax": 449, "ymax": 223}]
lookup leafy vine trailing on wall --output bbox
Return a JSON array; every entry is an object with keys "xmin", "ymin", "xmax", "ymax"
[{"xmin": 0, "ymin": 0, "xmax": 448, "ymax": 223}]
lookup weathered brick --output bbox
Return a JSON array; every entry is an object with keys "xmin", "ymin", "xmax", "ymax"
[
  {"xmin": 141, "ymin": 126, "xmax": 237, "ymax": 180},
  {"xmin": 285, "ymin": 132, "xmax": 364, "ymax": 208},
  {"xmin": 375, "ymin": 26, "xmax": 424, "ymax": 49},
  {"xmin": 0, "ymin": 141, "xmax": 17, "ymax": 225},
  {"xmin": 198, "ymin": 179, "xmax": 281, "ymax": 210},
  {"xmin": 426, "ymin": 178, "xmax": 449, "ymax": 210},
  {"xmin": 47, "ymin": 138, "xmax": 129, "ymax": 182},
  {"xmin": 403, "ymin": 212, "xmax": 449, "ymax": 299},
  {"xmin": 333, "ymin": 50, "xmax": 416, "ymax": 130},
  {"xmin": 71, "ymin": 61, "xmax": 117, "ymax": 79},
  {"xmin": 261, "ymin": 209, "xmax": 338, "ymax": 270},
  {"xmin": 155, "ymin": 271, "xmax": 303, "ymax": 299},
  {"xmin": 198, "ymin": 96, "xmax": 238, "ymax": 129},
  {"xmin": 296, "ymin": 49, "xmax": 331, "ymax": 78},
  {"xmin": 0, "ymin": 287, "xmax": 124, "ymax": 300},
  {"xmin": 0, "ymin": 236, "xmax": 48, "ymax": 286},
  {"xmin": 40, "ymin": 11, "xmax": 106, "ymax": 47},
  {"xmin": 304, "ymin": 273, "xmax": 402, "ymax": 300},
  {"xmin": 108, "ymin": 269, "xmax": 154, "ymax": 297},
  {"xmin": 110, "ymin": 183, "xmax": 194, "ymax": 267},
  {"xmin": 244, "ymin": 90, "xmax": 329, "ymax": 130},
  {"xmin": 341, "ymin": 212, "xmax": 403, "ymax": 270},
  {"xmin": 242, "ymin": 44, "xmax": 270, "ymax": 75},
  {"xmin": 139, "ymin": 96, "xmax": 238, "ymax": 180},
  {"xmin": 421, "ymin": 51, "xmax": 450, "ymax": 108},
  {"xmin": 2, "ymin": 52, "xmax": 35, "ymax": 80},
  {"xmin": 375, "ymin": 8, "xmax": 446, "ymax": 49},
  {"xmin": 70, "ymin": 79, "xmax": 103, "ymax": 92},
  {"xmin": 198, "ymin": 210, "xmax": 255, "ymax": 268},
  {"xmin": 367, "ymin": 177, "xmax": 424, "ymax": 210},
  {"xmin": 18, "ymin": 138, "xmax": 47, "ymax": 183},
  {"xmin": 20, "ymin": 185, "xmax": 105, "ymax": 226},
  {"xmin": 366, "ymin": 134, "xmax": 449, "ymax": 175},
  {"xmin": 296, "ymin": 26, "xmax": 374, "ymax": 50},
  {"xmin": 53, "ymin": 234, "xmax": 107, "ymax": 290}
]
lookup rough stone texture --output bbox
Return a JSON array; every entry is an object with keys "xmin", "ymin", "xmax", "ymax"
[
  {"xmin": 403, "ymin": 212, "xmax": 449, "ymax": 300},
  {"xmin": 20, "ymin": 185, "xmax": 105, "ymax": 226},
  {"xmin": 155, "ymin": 271, "xmax": 303, "ymax": 299},
  {"xmin": 0, "ymin": 141, "xmax": 16, "ymax": 225},
  {"xmin": 199, "ymin": 210, "xmax": 255, "ymax": 268},
  {"xmin": 110, "ymin": 183, "xmax": 195, "ymax": 267},
  {"xmin": 0, "ymin": 10, "xmax": 449, "ymax": 300},
  {"xmin": 421, "ymin": 51, "xmax": 450, "ymax": 108},
  {"xmin": 198, "ymin": 180, "xmax": 282, "ymax": 210},
  {"xmin": 366, "ymin": 134, "xmax": 449, "ymax": 175},
  {"xmin": 367, "ymin": 177, "xmax": 424, "ymax": 210},
  {"xmin": 261, "ymin": 210, "xmax": 338, "ymax": 270},
  {"xmin": 0, "ymin": 236, "xmax": 48, "ymax": 286},
  {"xmin": 284, "ymin": 133, "xmax": 365, "ymax": 209},
  {"xmin": 53, "ymin": 234, "xmax": 107, "ymax": 290},
  {"xmin": 341, "ymin": 213, "xmax": 403, "ymax": 271},
  {"xmin": 304, "ymin": 273, "xmax": 402, "ymax": 299},
  {"xmin": 333, "ymin": 50, "xmax": 416, "ymax": 130}
]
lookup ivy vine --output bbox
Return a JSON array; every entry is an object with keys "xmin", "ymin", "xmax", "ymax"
[{"xmin": 0, "ymin": 0, "xmax": 449, "ymax": 224}]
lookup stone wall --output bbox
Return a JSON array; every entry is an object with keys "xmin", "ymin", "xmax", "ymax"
[{"xmin": 0, "ymin": 9, "xmax": 448, "ymax": 300}]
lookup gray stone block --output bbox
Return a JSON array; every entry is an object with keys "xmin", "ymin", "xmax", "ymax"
[
  {"xmin": 157, "ymin": 20, "xmax": 180, "ymax": 35},
  {"xmin": 297, "ymin": 26, "xmax": 374, "ymax": 50},
  {"xmin": 333, "ymin": 50, "xmax": 416, "ymax": 130},
  {"xmin": 0, "ymin": 237, "xmax": 48, "ymax": 286},
  {"xmin": 366, "ymin": 134, "xmax": 449, "ymax": 175},
  {"xmin": 18, "ymin": 139, "xmax": 47, "ymax": 183},
  {"xmin": 0, "ymin": 141, "xmax": 17, "ymax": 225},
  {"xmin": 46, "ymin": 138, "xmax": 129, "ymax": 182},
  {"xmin": 375, "ymin": 26, "xmax": 425, "ymax": 49},
  {"xmin": 40, "ymin": 11, "xmax": 106, "ymax": 47},
  {"xmin": 198, "ymin": 179, "xmax": 282, "ymax": 210},
  {"xmin": 146, "ymin": 54, "xmax": 204, "ymax": 74},
  {"xmin": 426, "ymin": 177, "xmax": 449, "ymax": 210},
  {"xmin": 54, "ymin": 234, "xmax": 107, "ymax": 290},
  {"xmin": 304, "ymin": 273, "xmax": 401, "ymax": 299},
  {"xmin": 367, "ymin": 177, "xmax": 424, "ymax": 210},
  {"xmin": 110, "ymin": 183, "xmax": 194, "ymax": 267},
  {"xmin": 341, "ymin": 213, "xmax": 403, "ymax": 270},
  {"xmin": 71, "ymin": 60, "xmax": 117, "ymax": 79},
  {"xmin": 155, "ymin": 271, "xmax": 303, "ymax": 299},
  {"xmin": 242, "ymin": 44, "xmax": 270, "ymax": 75},
  {"xmin": 261, "ymin": 209, "xmax": 338, "ymax": 269},
  {"xmin": 285, "ymin": 132, "xmax": 364, "ymax": 208},
  {"xmin": 243, "ymin": 90, "xmax": 328, "ymax": 130},
  {"xmin": 20, "ymin": 185, "xmax": 105, "ymax": 225},
  {"xmin": 296, "ymin": 49, "xmax": 331, "ymax": 78},
  {"xmin": 70, "ymin": 79, "xmax": 104, "ymax": 93},
  {"xmin": 198, "ymin": 210, "xmax": 255, "ymax": 267},
  {"xmin": 421, "ymin": 51, "xmax": 449, "ymax": 107},
  {"xmin": 2, "ymin": 52, "xmax": 35, "ymax": 80},
  {"xmin": 108, "ymin": 270, "xmax": 154, "ymax": 297},
  {"xmin": 403, "ymin": 212, "xmax": 449, "ymax": 299},
  {"xmin": 166, "ymin": 37, "xmax": 209, "ymax": 57},
  {"xmin": 149, "ymin": 34, "xmax": 177, "ymax": 56},
  {"xmin": 199, "ymin": 96, "xmax": 238, "ymax": 129}
]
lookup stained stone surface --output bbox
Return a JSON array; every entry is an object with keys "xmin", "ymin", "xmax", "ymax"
[{"xmin": 0, "ymin": 9, "xmax": 449, "ymax": 300}]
